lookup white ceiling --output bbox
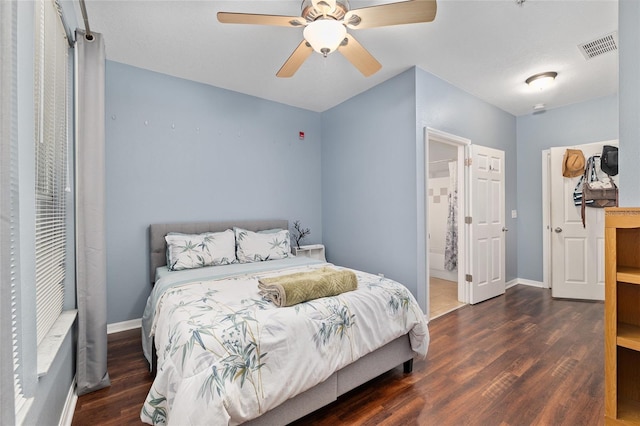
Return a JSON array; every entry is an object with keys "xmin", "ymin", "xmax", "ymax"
[{"xmin": 79, "ymin": 0, "xmax": 619, "ymax": 116}]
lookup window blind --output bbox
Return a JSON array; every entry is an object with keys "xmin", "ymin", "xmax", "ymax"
[
  {"xmin": 34, "ymin": 0, "xmax": 69, "ymax": 346},
  {"xmin": 2, "ymin": 0, "xmax": 24, "ymax": 421}
]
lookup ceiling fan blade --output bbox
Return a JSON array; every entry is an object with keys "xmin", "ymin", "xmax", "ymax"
[
  {"xmin": 338, "ymin": 34, "xmax": 382, "ymax": 77},
  {"xmin": 276, "ymin": 40, "xmax": 314, "ymax": 78},
  {"xmin": 344, "ymin": 0, "xmax": 437, "ymax": 30},
  {"xmin": 217, "ymin": 12, "xmax": 306, "ymax": 27}
]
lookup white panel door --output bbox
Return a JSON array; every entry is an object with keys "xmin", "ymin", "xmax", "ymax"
[
  {"xmin": 550, "ymin": 141, "xmax": 618, "ymax": 300},
  {"xmin": 469, "ymin": 145, "xmax": 505, "ymax": 304}
]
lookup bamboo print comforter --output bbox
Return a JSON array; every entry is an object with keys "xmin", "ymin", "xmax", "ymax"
[{"xmin": 140, "ymin": 260, "xmax": 429, "ymax": 425}]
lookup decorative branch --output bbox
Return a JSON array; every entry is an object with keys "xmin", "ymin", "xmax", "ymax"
[{"xmin": 292, "ymin": 220, "xmax": 310, "ymax": 249}]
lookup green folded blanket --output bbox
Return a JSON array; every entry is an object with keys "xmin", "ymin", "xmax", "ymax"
[{"xmin": 258, "ymin": 267, "xmax": 358, "ymax": 307}]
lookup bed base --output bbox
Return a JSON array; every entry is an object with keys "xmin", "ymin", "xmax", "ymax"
[
  {"xmin": 148, "ymin": 334, "xmax": 413, "ymax": 424},
  {"xmin": 245, "ymin": 334, "xmax": 414, "ymax": 425},
  {"xmin": 404, "ymin": 358, "xmax": 414, "ymax": 374}
]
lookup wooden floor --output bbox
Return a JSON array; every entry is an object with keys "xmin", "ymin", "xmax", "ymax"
[{"xmin": 72, "ymin": 285, "xmax": 605, "ymax": 425}]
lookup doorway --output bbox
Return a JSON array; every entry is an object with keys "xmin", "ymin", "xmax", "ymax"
[
  {"xmin": 425, "ymin": 129, "xmax": 507, "ymax": 319},
  {"xmin": 426, "ymin": 129, "xmax": 468, "ymax": 319}
]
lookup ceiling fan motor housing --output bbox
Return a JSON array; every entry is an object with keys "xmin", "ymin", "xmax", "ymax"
[{"xmin": 301, "ymin": 0, "xmax": 350, "ymax": 21}]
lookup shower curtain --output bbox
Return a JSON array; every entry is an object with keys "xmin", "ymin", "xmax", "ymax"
[{"xmin": 444, "ymin": 161, "xmax": 458, "ymax": 271}]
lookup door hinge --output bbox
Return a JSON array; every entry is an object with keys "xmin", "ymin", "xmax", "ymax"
[
  {"xmin": 465, "ymin": 216, "xmax": 472, "ymax": 224},
  {"xmin": 465, "ymin": 158, "xmax": 472, "ymax": 167},
  {"xmin": 466, "ymin": 274, "xmax": 473, "ymax": 282}
]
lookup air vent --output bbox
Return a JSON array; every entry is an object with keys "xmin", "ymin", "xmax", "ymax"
[{"xmin": 578, "ymin": 32, "xmax": 618, "ymax": 60}]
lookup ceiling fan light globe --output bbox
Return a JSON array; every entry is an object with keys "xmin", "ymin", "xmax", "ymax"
[{"xmin": 303, "ymin": 19, "xmax": 346, "ymax": 56}]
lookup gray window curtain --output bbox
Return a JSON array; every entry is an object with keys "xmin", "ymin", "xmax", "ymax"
[{"xmin": 75, "ymin": 29, "xmax": 110, "ymax": 395}]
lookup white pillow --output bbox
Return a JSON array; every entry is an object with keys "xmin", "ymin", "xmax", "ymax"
[
  {"xmin": 165, "ymin": 229, "xmax": 236, "ymax": 271},
  {"xmin": 234, "ymin": 227, "xmax": 293, "ymax": 263}
]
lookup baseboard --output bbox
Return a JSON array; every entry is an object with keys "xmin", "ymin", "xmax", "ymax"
[
  {"xmin": 506, "ymin": 278, "xmax": 519, "ymax": 289},
  {"xmin": 107, "ymin": 318, "xmax": 141, "ymax": 334},
  {"xmin": 513, "ymin": 278, "xmax": 546, "ymax": 289},
  {"xmin": 429, "ymin": 269, "xmax": 458, "ymax": 282},
  {"xmin": 58, "ymin": 376, "xmax": 77, "ymax": 426}
]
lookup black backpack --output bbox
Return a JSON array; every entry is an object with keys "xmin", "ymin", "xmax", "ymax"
[{"xmin": 601, "ymin": 145, "xmax": 618, "ymax": 176}]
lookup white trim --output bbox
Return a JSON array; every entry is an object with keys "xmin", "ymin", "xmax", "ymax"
[
  {"xmin": 429, "ymin": 268, "xmax": 458, "ymax": 282},
  {"xmin": 514, "ymin": 278, "xmax": 546, "ymax": 288},
  {"xmin": 57, "ymin": 376, "xmax": 77, "ymax": 426},
  {"xmin": 424, "ymin": 127, "xmax": 471, "ymax": 316},
  {"xmin": 541, "ymin": 150, "xmax": 551, "ymax": 289},
  {"xmin": 107, "ymin": 318, "xmax": 141, "ymax": 334},
  {"xmin": 37, "ymin": 309, "xmax": 77, "ymax": 377},
  {"xmin": 427, "ymin": 128, "xmax": 472, "ymax": 147},
  {"xmin": 15, "ymin": 397, "xmax": 33, "ymax": 426}
]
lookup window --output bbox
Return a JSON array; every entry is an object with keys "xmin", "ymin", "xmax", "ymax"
[
  {"xmin": 2, "ymin": 0, "xmax": 72, "ymax": 422},
  {"xmin": 34, "ymin": 0, "xmax": 69, "ymax": 345}
]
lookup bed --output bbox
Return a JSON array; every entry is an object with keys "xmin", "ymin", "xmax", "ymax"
[{"xmin": 140, "ymin": 220, "xmax": 429, "ymax": 425}]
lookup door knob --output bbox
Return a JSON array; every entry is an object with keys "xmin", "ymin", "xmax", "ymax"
[
  {"xmin": 554, "ymin": 227, "xmax": 563, "ymax": 233},
  {"xmin": 502, "ymin": 227, "xmax": 509, "ymax": 232}
]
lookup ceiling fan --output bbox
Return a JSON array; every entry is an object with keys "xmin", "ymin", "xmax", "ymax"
[{"xmin": 217, "ymin": 0, "xmax": 437, "ymax": 78}]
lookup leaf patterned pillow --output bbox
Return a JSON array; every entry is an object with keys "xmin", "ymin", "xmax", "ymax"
[
  {"xmin": 234, "ymin": 227, "xmax": 293, "ymax": 263},
  {"xmin": 165, "ymin": 229, "xmax": 236, "ymax": 271}
]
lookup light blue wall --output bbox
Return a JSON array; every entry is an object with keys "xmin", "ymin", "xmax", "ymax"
[
  {"xmin": 516, "ymin": 95, "xmax": 618, "ymax": 282},
  {"xmin": 105, "ymin": 61, "xmax": 322, "ymax": 323},
  {"xmin": 619, "ymin": 0, "xmax": 640, "ymax": 206},
  {"xmin": 321, "ymin": 69, "xmax": 418, "ymax": 297},
  {"xmin": 321, "ymin": 67, "xmax": 517, "ymax": 310},
  {"xmin": 23, "ymin": 332, "xmax": 76, "ymax": 426},
  {"xmin": 416, "ymin": 67, "xmax": 517, "ymax": 307}
]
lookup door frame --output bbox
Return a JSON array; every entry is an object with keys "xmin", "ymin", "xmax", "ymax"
[
  {"xmin": 425, "ymin": 128, "xmax": 471, "ymax": 311},
  {"xmin": 542, "ymin": 150, "xmax": 551, "ymax": 289}
]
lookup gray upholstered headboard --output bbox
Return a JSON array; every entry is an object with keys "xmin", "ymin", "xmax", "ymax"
[{"xmin": 149, "ymin": 219, "xmax": 288, "ymax": 284}]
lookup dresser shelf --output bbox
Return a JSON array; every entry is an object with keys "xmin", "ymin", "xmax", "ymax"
[
  {"xmin": 605, "ymin": 207, "xmax": 640, "ymax": 425},
  {"xmin": 616, "ymin": 399, "xmax": 640, "ymax": 425},
  {"xmin": 617, "ymin": 266, "xmax": 640, "ymax": 285},
  {"xmin": 617, "ymin": 323, "xmax": 640, "ymax": 352}
]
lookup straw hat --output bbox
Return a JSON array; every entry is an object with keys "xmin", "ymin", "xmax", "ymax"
[{"xmin": 562, "ymin": 149, "xmax": 585, "ymax": 178}]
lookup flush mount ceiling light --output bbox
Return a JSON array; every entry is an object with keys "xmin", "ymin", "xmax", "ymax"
[{"xmin": 526, "ymin": 71, "xmax": 558, "ymax": 90}]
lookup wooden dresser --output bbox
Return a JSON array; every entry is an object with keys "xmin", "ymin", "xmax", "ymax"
[{"xmin": 605, "ymin": 207, "xmax": 640, "ymax": 425}]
